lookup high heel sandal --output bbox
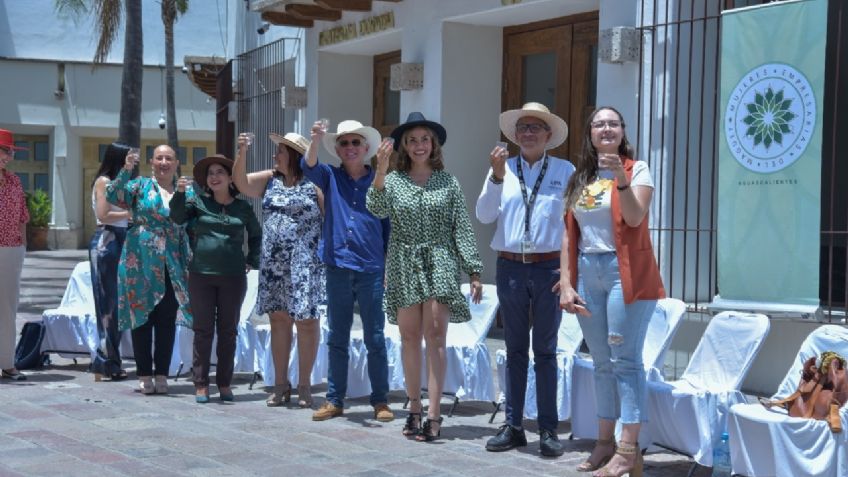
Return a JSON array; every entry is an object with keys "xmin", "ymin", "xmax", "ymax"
[
  {"xmin": 415, "ymin": 416, "xmax": 443, "ymax": 442},
  {"xmin": 576, "ymin": 437, "xmax": 616, "ymax": 472},
  {"xmin": 296, "ymin": 384, "xmax": 312, "ymax": 408},
  {"xmin": 266, "ymin": 382, "xmax": 292, "ymax": 407},
  {"xmin": 402, "ymin": 412, "xmax": 422, "ymax": 437},
  {"xmin": 593, "ymin": 441, "xmax": 643, "ymax": 477}
]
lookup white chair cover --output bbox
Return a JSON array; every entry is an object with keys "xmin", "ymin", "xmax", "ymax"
[
  {"xmin": 41, "ymin": 261, "xmax": 101, "ymax": 359},
  {"xmin": 41, "ymin": 263, "xmax": 276, "ymax": 378},
  {"xmin": 644, "ymin": 311, "xmax": 770, "ymax": 465},
  {"xmin": 249, "ymin": 306, "xmax": 329, "ymax": 388},
  {"xmin": 728, "ymin": 325, "xmax": 848, "ymax": 477},
  {"xmin": 570, "ymin": 298, "xmax": 688, "ymax": 440},
  {"xmin": 346, "ymin": 283, "xmax": 499, "ymax": 401},
  {"xmin": 494, "ymin": 311, "xmax": 583, "ymax": 421}
]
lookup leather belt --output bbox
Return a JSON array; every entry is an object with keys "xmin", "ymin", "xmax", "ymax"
[{"xmin": 498, "ymin": 251, "xmax": 560, "ymax": 264}]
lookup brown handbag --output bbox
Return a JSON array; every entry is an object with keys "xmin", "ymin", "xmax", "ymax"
[{"xmin": 760, "ymin": 351, "xmax": 848, "ymax": 433}]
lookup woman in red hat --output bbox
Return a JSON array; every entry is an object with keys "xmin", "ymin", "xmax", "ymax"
[{"xmin": 0, "ymin": 129, "xmax": 30, "ymax": 381}]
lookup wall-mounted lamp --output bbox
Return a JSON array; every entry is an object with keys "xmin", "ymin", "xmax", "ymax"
[
  {"xmin": 390, "ymin": 63, "xmax": 424, "ymax": 91},
  {"xmin": 257, "ymin": 22, "xmax": 271, "ymax": 35}
]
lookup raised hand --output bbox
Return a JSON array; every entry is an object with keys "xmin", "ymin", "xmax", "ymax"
[
  {"xmin": 375, "ymin": 138, "xmax": 394, "ymax": 176},
  {"xmin": 489, "ymin": 144, "xmax": 508, "ymax": 181},
  {"xmin": 124, "ymin": 149, "xmax": 140, "ymax": 171}
]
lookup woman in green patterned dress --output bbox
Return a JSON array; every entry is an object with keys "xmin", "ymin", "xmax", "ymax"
[{"xmin": 367, "ymin": 112, "xmax": 483, "ymax": 442}]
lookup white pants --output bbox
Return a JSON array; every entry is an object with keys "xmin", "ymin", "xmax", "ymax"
[{"xmin": 0, "ymin": 246, "xmax": 25, "ymax": 369}]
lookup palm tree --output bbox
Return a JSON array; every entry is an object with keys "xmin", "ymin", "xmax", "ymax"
[
  {"xmin": 55, "ymin": 0, "xmax": 143, "ymax": 147},
  {"xmin": 161, "ymin": 0, "xmax": 188, "ymax": 153}
]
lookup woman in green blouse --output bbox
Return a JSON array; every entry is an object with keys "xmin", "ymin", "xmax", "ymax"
[
  {"xmin": 367, "ymin": 112, "xmax": 483, "ymax": 441},
  {"xmin": 170, "ymin": 154, "xmax": 261, "ymax": 403}
]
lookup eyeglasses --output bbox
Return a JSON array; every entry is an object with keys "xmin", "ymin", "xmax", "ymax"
[
  {"xmin": 337, "ymin": 139, "xmax": 364, "ymax": 148},
  {"xmin": 515, "ymin": 123, "xmax": 550, "ymax": 134},
  {"xmin": 591, "ymin": 120, "xmax": 624, "ymax": 129},
  {"xmin": 0, "ymin": 146, "xmax": 13, "ymax": 155}
]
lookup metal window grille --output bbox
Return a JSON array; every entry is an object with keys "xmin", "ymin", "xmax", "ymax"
[
  {"xmin": 636, "ymin": 0, "xmax": 846, "ymax": 323},
  {"xmin": 234, "ymin": 36, "xmax": 301, "ymax": 216}
]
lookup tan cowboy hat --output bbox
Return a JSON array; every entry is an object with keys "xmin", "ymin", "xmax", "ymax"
[
  {"xmin": 321, "ymin": 120, "xmax": 382, "ymax": 161},
  {"xmin": 269, "ymin": 132, "xmax": 310, "ymax": 156},
  {"xmin": 498, "ymin": 102, "xmax": 569, "ymax": 150},
  {"xmin": 193, "ymin": 154, "xmax": 234, "ymax": 187}
]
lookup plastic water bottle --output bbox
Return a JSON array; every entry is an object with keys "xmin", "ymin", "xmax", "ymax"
[{"xmin": 711, "ymin": 431, "xmax": 732, "ymax": 477}]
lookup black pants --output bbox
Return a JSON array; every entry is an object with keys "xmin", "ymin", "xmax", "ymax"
[
  {"xmin": 131, "ymin": 272, "xmax": 178, "ymax": 377},
  {"xmin": 189, "ymin": 273, "xmax": 246, "ymax": 388}
]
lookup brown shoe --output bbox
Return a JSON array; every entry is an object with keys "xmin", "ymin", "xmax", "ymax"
[
  {"xmin": 312, "ymin": 402, "xmax": 343, "ymax": 421},
  {"xmin": 373, "ymin": 403, "xmax": 394, "ymax": 422}
]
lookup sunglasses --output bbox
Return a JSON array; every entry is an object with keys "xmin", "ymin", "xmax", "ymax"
[
  {"xmin": 0, "ymin": 146, "xmax": 13, "ymax": 155},
  {"xmin": 337, "ymin": 138, "xmax": 364, "ymax": 148}
]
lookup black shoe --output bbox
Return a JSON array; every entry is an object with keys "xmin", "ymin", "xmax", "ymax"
[
  {"xmin": 539, "ymin": 429, "xmax": 564, "ymax": 457},
  {"xmin": 486, "ymin": 424, "xmax": 527, "ymax": 452}
]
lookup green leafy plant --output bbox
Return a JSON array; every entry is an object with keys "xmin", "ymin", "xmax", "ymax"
[{"xmin": 26, "ymin": 190, "xmax": 52, "ymax": 228}]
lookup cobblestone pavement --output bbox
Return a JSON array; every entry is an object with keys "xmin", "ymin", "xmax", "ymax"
[{"xmin": 2, "ymin": 251, "xmax": 708, "ymax": 477}]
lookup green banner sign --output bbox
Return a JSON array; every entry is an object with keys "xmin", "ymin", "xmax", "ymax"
[{"xmin": 717, "ymin": 0, "xmax": 826, "ymax": 307}]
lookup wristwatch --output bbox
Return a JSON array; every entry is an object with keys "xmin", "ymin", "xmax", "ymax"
[
  {"xmin": 489, "ymin": 174, "xmax": 504, "ymax": 185},
  {"xmin": 616, "ymin": 183, "xmax": 630, "ymax": 191}
]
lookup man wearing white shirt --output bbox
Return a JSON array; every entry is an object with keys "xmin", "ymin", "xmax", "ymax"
[{"xmin": 477, "ymin": 103, "xmax": 574, "ymax": 457}]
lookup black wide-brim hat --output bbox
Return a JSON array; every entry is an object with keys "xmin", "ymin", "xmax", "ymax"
[{"xmin": 389, "ymin": 112, "xmax": 447, "ymax": 151}]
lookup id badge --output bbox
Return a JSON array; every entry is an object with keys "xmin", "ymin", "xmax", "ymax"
[{"xmin": 521, "ymin": 232, "xmax": 535, "ymax": 254}]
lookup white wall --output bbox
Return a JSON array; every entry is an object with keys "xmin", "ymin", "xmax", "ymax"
[
  {"xmin": 439, "ymin": 23, "xmax": 503, "ymax": 283},
  {"xmin": 314, "ymin": 51, "xmax": 373, "ymax": 152}
]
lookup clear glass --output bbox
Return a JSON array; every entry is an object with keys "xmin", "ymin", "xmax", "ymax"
[
  {"xmin": 319, "ymin": 118, "xmax": 330, "ymax": 132},
  {"xmin": 495, "ymin": 141, "xmax": 508, "ymax": 150},
  {"xmin": 244, "ymin": 132, "xmax": 255, "ymax": 146}
]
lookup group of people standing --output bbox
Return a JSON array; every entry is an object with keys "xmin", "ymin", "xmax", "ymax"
[{"xmin": 1, "ymin": 100, "xmax": 663, "ymax": 476}]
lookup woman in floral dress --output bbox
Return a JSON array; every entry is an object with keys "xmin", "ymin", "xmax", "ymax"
[
  {"xmin": 232, "ymin": 132, "xmax": 325, "ymax": 408},
  {"xmin": 367, "ymin": 112, "xmax": 483, "ymax": 441},
  {"xmin": 106, "ymin": 145, "xmax": 193, "ymax": 395}
]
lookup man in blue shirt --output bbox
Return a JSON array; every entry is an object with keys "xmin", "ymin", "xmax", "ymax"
[{"xmin": 302, "ymin": 119, "xmax": 394, "ymax": 423}]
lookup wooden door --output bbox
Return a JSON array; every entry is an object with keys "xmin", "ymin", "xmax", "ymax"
[{"xmin": 503, "ymin": 14, "xmax": 599, "ymax": 162}]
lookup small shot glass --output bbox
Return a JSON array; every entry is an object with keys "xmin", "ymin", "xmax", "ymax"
[
  {"xmin": 243, "ymin": 132, "xmax": 255, "ymax": 147},
  {"xmin": 385, "ymin": 137, "xmax": 395, "ymax": 148},
  {"xmin": 495, "ymin": 141, "xmax": 508, "ymax": 150},
  {"xmin": 318, "ymin": 118, "xmax": 330, "ymax": 133}
]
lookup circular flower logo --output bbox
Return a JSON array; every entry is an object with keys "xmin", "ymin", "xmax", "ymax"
[
  {"xmin": 742, "ymin": 87, "xmax": 795, "ymax": 150},
  {"xmin": 725, "ymin": 63, "xmax": 816, "ymax": 173}
]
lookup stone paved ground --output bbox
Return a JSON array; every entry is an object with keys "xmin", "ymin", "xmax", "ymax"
[{"xmin": 2, "ymin": 251, "xmax": 709, "ymax": 477}]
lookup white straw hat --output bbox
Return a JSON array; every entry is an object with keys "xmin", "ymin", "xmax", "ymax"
[
  {"xmin": 321, "ymin": 120, "xmax": 382, "ymax": 161},
  {"xmin": 499, "ymin": 102, "xmax": 569, "ymax": 150},
  {"xmin": 269, "ymin": 132, "xmax": 310, "ymax": 156}
]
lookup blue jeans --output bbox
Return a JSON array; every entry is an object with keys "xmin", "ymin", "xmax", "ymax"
[
  {"xmin": 325, "ymin": 265, "xmax": 389, "ymax": 407},
  {"xmin": 497, "ymin": 257, "xmax": 561, "ymax": 432},
  {"xmin": 576, "ymin": 252, "xmax": 655, "ymax": 424}
]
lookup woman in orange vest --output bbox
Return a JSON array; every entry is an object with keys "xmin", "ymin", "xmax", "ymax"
[{"xmin": 559, "ymin": 107, "xmax": 665, "ymax": 477}]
